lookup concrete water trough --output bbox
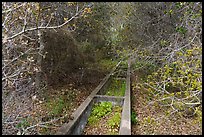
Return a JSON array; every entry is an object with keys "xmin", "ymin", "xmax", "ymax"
[
  {"xmin": 56, "ymin": 61, "xmax": 131, "ymax": 135},
  {"xmin": 97, "ymin": 77, "xmax": 126, "ymax": 96},
  {"xmin": 112, "ymin": 65, "xmax": 127, "ymax": 79}
]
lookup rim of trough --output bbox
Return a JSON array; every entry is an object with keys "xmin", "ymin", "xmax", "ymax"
[{"xmin": 56, "ymin": 61, "xmax": 123, "ymax": 135}]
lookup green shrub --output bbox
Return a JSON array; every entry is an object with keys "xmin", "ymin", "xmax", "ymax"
[
  {"xmin": 88, "ymin": 102, "xmax": 112, "ymax": 125},
  {"xmin": 131, "ymin": 111, "xmax": 138, "ymax": 124},
  {"xmin": 107, "ymin": 112, "xmax": 121, "ymax": 128},
  {"xmin": 47, "ymin": 97, "xmax": 65, "ymax": 116},
  {"xmin": 143, "ymin": 46, "xmax": 202, "ymax": 117},
  {"xmin": 16, "ymin": 118, "xmax": 30, "ymax": 129},
  {"xmin": 105, "ymin": 79, "xmax": 126, "ymax": 96}
]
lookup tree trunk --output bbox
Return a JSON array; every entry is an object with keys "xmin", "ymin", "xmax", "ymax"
[{"xmin": 35, "ymin": 29, "xmax": 44, "ymax": 93}]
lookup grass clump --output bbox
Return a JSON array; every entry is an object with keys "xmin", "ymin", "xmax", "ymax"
[
  {"xmin": 131, "ymin": 111, "xmax": 138, "ymax": 125},
  {"xmin": 88, "ymin": 102, "xmax": 112, "ymax": 125},
  {"xmin": 107, "ymin": 106, "xmax": 122, "ymax": 129},
  {"xmin": 45, "ymin": 95, "xmax": 68, "ymax": 117},
  {"xmin": 16, "ymin": 118, "xmax": 30, "ymax": 129},
  {"xmin": 106, "ymin": 106, "xmax": 122, "ymax": 135},
  {"xmin": 99, "ymin": 59, "xmax": 118, "ymax": 71},
  {"xmin": 105, "ymin": 79, "xmax": 126, "ymax": 96},
  {"xmin": 48, "ymin": 98, "xmax": 65, "ymax": 116}
]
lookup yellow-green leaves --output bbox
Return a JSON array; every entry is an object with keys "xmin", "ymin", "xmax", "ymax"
[
  {"xmin": 169, "ymin": 9, "xmax": 173, "ymax": 14},
  {"xmin": 64, "ymin": 17, "xmax": 68, "ymax": 21},
  {"xmin": 176, "ymin": 26, "xmax": 187, "ymax": 34},
  {"xmin": 160, "ymin": 40, "xmax": 168, "ymax": 47},
  {"xmin": 84, "ymin": 8, "xmax": 92, "ymax": 14}
]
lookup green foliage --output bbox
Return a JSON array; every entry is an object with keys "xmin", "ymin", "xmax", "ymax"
[
  {"xmin": 92, "ymin": 102, "xmax": 112, "ymax": 117},
  {"xmin": 16, "ymin": 118, "xmax": 30, "ymax": 129},
  {"xmin": 120, "ymin": 60, "xmax": 128, "ymax": 69},
  {"xmin": 99, "ymin": 59, "xmax": 118, "ymax": 71},
  {"xmin": 160, "ymin": 40, "xmax": 169, "ymax": 47},
  {"xmin": 143, "ymin": 46, "xmax": 202, "ymax": 115},
  {"xmin": 106, "ymin": 105, "xmax": 122, "ymax": 134},
  {"xmin": 2, "ymin": 2, "xmax": 202, "ymax": 135},
  {"xmin": 52, "ymin": 98, "xmax": 64, "ymax": 115},
  {"xmin": 176, "ymin": 26, "xmax": 187, "ymax": 34},
  {"xmin": 47, "ymin": 97, "xmax": 65, "ymax": 116},
  {"xmin": 131, "ymin": 111, "xmax": 138, "ymax": 124},
  {"xmin": 107, "ymin": 112, "xmax": 121, "ymax": 129},
  {"xmin": 79, "ymin": 41, "xmax": 94, "ymax": 54},
  {"xmin": 134, "ymin": 60, "xmax": 157, "ymax": 72},
  {"xmin": 88, "ymin": 102, "xmax": 112, "ymax": 125},
  {"xmin": 175, "ymin": 2, "xmax": 186, "ymax": 9},
  {"xmin": 133, "ymin": 61, "xmax": 144, "ymax": 69},
  {"xmin": 87, "ymin": 115, "xmax": 99, "ymax": 126},
  {"xmin": 74, "ymin": 2, "xmax": 112, "ymax": 59},
  {"xmin": 143, "ymin": 116, "xmax": 155, "ymax": 125},
  {"xmin": 105, "ymin": 79, "xmax": 126, "ymax": 96},
  {"xmin": 133, "ymin": 60, "xmax": 158, "ymax": 82}
]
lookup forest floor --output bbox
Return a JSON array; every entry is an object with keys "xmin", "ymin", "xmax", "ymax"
[
  {"xmin": 3, "ymin": 59, "xmax": 202, "ymax": 135},
  {"xmin": 2, "ymin": 65, "xmax": 108, "ymax": 135},
  {"xmin": 2, "ymin": 80, "xmax": 101, "ymax": 135},
  {"xmin": 131, "ymin": 71, "xmax": 202, "ymax": 135}
]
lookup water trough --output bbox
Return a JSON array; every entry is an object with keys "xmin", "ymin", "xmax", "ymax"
[{"xmin": 56, "ymin": 60, "xmax": 131, "ymax": 135}]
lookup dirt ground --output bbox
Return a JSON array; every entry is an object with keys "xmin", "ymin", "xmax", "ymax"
[
  {"xmin": 2, "ymin": 69, "xmax": 106, "ymax": 135},
  {"xmin": 131, "ymin": 73, "xmax": 202, "ymax": 135},
  {"xmin": 3, "ymin": 65, "xmax": 202, "ymax": 135}
]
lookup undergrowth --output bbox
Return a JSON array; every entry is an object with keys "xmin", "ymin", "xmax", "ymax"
[
  {"xmin": 88, "ymin": 102, "xmax": 112, "ymax": 125},
  {"xmin": 105, "ymin": 79, "xmax": 126, "ymax": 96}
]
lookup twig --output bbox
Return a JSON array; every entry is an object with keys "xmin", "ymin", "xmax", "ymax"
[
  {"xmin": 2, "ymin": 3, "xmax": 26, "ymax": 14},
  {"xmin": 2, "ymin": 48, "xmax": 34, "ymax": 70},
  {"xmin": 22, "ymin": 114, "xmax": 68, "ymax": 135},
  {"xmin": 6, "ymin": 6, "xmax": 86, "ymax": 41}
]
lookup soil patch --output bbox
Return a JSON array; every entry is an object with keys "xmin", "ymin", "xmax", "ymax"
[{"xmin": 2, "ymin": 72, "xmax": 103, "ymax": 135}]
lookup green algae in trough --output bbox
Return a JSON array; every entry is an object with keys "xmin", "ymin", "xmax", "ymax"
[
  {"xmin": 105, "ymin": 79, "xmax": 126, "ymax": 96},
  {"xmin": 83, "ymin": 101, "xmax": 122, "ymax": 135}
]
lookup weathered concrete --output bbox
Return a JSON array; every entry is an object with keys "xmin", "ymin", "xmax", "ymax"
[
  {"xmin": 56, "ymin": 95, "xmax": 125, "ymax": 135},
  {"xmin": 119, "ymin": 60, "xmax": 131, "ymax": 135},
  {"xmin": 94, "ymin": 95, "xmax": 124, "ymax": 106},
  {"xmin": 97, "ymin": 77, "xmax": 126, "ymax": 96},
  {"xmin": 96, "ymin": 77, "xmax": 112, "ymax": 95},
  {"xmin": 56, "ymin": 60, "xmax": 131, "ymax": 135},
  {"xmin": 56, "ymin": 99, "xmax": 94, "ymax": 135},
  {"xmin": 56, "ymin": 61, "xmax": 121, "ymax": 135},
  {"xmin": 112, "ymin": 69, "xmax": 126, "ymax": 79}
]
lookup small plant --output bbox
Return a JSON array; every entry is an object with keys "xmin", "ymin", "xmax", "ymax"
[
  {"xmin": 107, "ymin": 112, "xmax": 121, "ymax": 129},
  {"xmin": 131, "ymin": 111, "xmax": 138, "ymax": 124},
  {"xmin": 176, "ymin": 26, "xmax": 187, "ymax": 34},
  {"xmin": 16, "ymin": 118, "xmax": 30, "ymax": 129},
  {"xmin": 143, "ymin": 116, "xmax": 155, "ymax": 125},
  {"xmin": 105, "ymin": 79, "xmax": 126, "ymax": 96},
  {"xmin": 99, "ymin": 59, "xmax": 118, "ymax": 71},
  {"xmin": 47, "ymin": 97, "xmax": 65, "ymax": 116},
  {"xmin": 120, "ymin": 81, "xmax": 126, "ymax": 96},
  {"xmin": 88, "ymin": 102, "xmax": 113, "ymax": 125},
  {"xmin": 120, "ymin": 61, "xmax": 128, "ymax": 69}
]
